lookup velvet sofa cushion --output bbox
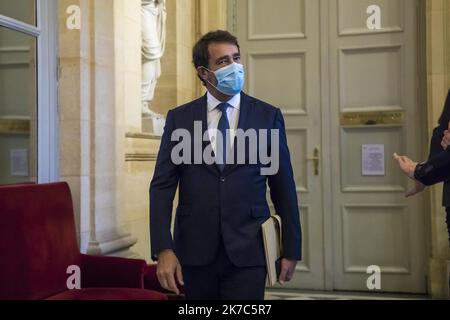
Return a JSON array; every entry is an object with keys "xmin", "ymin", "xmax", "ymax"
[
  {"xmin": 47, "ymin": 288, "xmax": 168, "ymax": 300},
  {"xmin": 80, "ymin": 254, "xmax": 146, "ymax": 289}
]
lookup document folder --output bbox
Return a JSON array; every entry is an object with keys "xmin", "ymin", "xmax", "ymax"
[{"xmin": 261, "ymin": 215, "xmax": 282, "ymax": 286}]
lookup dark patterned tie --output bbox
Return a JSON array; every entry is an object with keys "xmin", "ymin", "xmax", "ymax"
[{"xmin": 216, "ymin": 103, "xmax": 231, "ymax": 172}]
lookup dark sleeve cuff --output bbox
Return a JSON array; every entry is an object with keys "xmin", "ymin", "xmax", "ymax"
[{"xmin": 414, "ymin": 162, "xmax": 437, "ymax": 186}]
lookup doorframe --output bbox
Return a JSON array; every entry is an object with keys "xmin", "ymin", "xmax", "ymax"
[
  {"xmin": 416, "ymin": 0, "xmax": 431, "ymax": 294},
  {"xmin": 319, "ymin": 0, "xmax": 334, "ymax": 291},
  {"xmin": 37, "ymin": 0, "xmax": 59, "ymax": 183},
  {"xmin": 0, "ymin": 0, "xmax": 59, "ymax": 183}
]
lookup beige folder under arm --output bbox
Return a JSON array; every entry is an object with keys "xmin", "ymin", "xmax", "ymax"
[{"xmin": 261, "ymin": 215, "xmax": 282, "ymax": 286}]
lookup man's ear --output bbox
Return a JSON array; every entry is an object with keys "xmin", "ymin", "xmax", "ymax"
[{"xmin": 197, "ymin": 67, "xmax": 209, "ymax": 82}]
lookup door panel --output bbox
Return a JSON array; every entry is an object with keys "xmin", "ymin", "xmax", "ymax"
[{"xmin": 329, "ymin": 0, "xmax": 426, "ymax": 293}]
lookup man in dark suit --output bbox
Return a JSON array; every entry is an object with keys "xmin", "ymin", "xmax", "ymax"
[
  {"xmin": 149, "ymin": 30, "xmax": 302, "ymax": 300},
  {"xmin": 394, "ymin": 89, "xmax": 450, "ymax": 190},
  {"xmin": 394, "ymin": 89, "xmax": 450, "ymax": 243}
]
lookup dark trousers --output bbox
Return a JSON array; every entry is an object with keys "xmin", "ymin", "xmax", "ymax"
[
  {"xmin": 446, "ymin": 207, "xmax": 450, "ymax": 244},
  {"xmin": 182, "ymin": 239, "xmax": 267, "ymax": 300}
]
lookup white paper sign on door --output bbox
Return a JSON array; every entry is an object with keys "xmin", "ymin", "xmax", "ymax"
[
  {"xmin": 362, "ymin": 144, "xmax": 385, "ymax": 176},
  {"xmin": 10, "ymin": 149, "xmax": 29, "ymax": 177}
]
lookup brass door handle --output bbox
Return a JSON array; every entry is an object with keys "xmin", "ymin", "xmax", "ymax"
[{"xmin": 306, "ymin": 147, "xmax": 320, "ymax": 176}]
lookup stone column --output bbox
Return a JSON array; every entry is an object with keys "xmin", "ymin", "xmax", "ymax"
[{"xmin": 59, "ymin": 0, "xmax": 139, "ymax": 258}]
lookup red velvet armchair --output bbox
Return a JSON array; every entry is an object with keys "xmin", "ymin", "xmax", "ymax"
[{"xmin": 0, "ymin": 182, "xmax": 169, "ymax": 300}]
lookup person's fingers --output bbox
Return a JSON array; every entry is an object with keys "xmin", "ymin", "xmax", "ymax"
[
  {"xmin": 157, "ymin": 271, "xmax": 169, "ymax": 291},
  {"xmin": 405, "ymin": 188, "xmax": 417, "ymax": 198},
  {"xmin": 394, "ymin": 154, "xmax": 408, "ymax": 164},
  {"xmin": 394, "ymin": 155, "xmax": 409, "ymax": 171},
  {"xmin": 442, "ymin": 140, "xmax": 448, "ymax": 150},
  {"xmin": 393, "ymin": 153, "xmax": 404, "ymax": 164},
  {"xmin": 401, "ymin": 155, "xmax": 411, "ymax": 163},
  {"xmin": 166, "ymin": 272, "xmax": 180, "ymax": 295},
  {"xmin": 176, "ymin": 263, "xmax": 184, "ymax": 286},
  {"xmin": 285, "ymin": 266, "xmax": 295, "ymax": 282},
  {"xmin": 157, "ymin": 263, "xmax": 179, "ymax": 294},
  {"xmin": 278, "ymin": 265, "xmax": 288, "ymax": 285},
  {"xmin": 443, "ymin": 133, "xmax": 450, "ymax": 146},
  {"xmin": 406, "ymin": 181, "xmax": 426, "ymax": 197}
]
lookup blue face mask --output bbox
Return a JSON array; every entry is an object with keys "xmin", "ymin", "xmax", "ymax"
[{"xmin": 205, "ymin": 63, "xmax": 245, "ymax": 96}]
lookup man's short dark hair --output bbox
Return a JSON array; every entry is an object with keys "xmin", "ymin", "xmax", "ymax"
[{"xmin": 192, "ymin": 30, "xmax": 240, "ymax": 70}]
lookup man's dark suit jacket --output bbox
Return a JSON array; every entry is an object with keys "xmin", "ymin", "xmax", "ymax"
[
  {"xmin": 416, "ymin": 89, "xmax": 450, "ymax": 194},
  {"xmin": 149, "ymin": 92, "xmax": 302, "ymax": 267},
  {"xmin": 427, "ymin": 127, "xmax": 450, "ymax": 207},
  {"xmin": 416, "ymin": 130, "xmax": 450, "ymax": 189}
]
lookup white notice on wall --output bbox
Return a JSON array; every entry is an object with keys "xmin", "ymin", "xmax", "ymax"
[
  {"xmin": 10, "ymin": 149, "xmax": 29, "ymax": 177},
  {"xmin": 362, "ymin": 144, "xmax": 385, "ymax": 176}
]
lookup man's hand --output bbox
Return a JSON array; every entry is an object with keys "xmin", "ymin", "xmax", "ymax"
[
  {"xmin": 393, "ymin": 153, "xmax": 418, "ymax": 180},
  {"xmin": 441, "ymin": 122, "xmax": 450, "ymax": 150},
  {"xmin": 278, "ymin": 258, "xmax": 297, "ymax": 285},
  {"xmin": 405, "ymin": 180, "xmax": 426, "ymax": 198},
  {"xmin": 156, "ymin": 249, "xmax": 184, "ymax": 295}
]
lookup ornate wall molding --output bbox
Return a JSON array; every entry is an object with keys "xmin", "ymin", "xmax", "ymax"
[
  {"xmin": 0, "ymin": 118, "xmax": 30, "ymax": 134},
  {"xmin": 125, "ymin": 153, "xmax": 158, "ymax": 162}
]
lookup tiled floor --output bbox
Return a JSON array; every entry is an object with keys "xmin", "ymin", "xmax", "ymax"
[{"xmin": 265, "ymin": 289, "xmax": 430, "ymax": 300}]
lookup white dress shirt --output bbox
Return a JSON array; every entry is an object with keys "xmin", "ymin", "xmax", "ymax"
[{"xmin": 206, "ymin": 92, "xmax": 241, "ymax": 152}]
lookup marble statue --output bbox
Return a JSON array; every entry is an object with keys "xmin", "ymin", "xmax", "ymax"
[{"xmin": 141, "ymin": 0, "xmax": 166, "ymax": 135}]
